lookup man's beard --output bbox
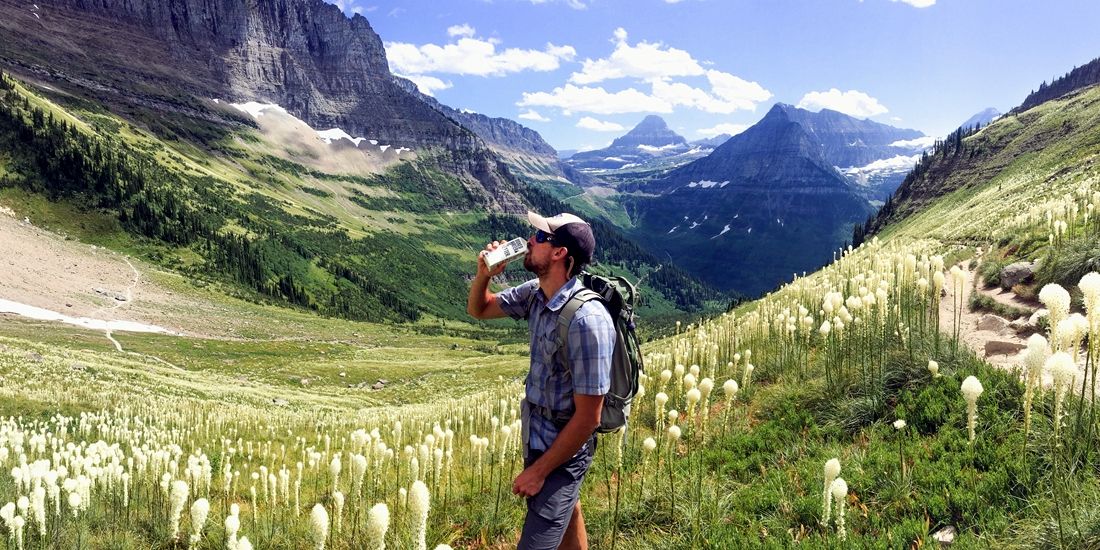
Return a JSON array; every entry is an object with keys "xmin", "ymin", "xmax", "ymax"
[{"xmin": 523, "ymin": 252, "xmax": 549, "ymax": 276}]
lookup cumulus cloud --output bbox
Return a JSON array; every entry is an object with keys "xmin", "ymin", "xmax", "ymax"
[
  {"xmin": 385, "ymin": 31, "xmax": 576, "ymax": 77},
  {"xmin": 696, "ymin": 123, "xmax": 749, "ymax": 138},
  {"xmin": 518, "ymin": 109, "xmax": 550, "ymax": 122},
  {"xmin": 576, "ymin": 117, "xmax": 625, "ymax": 131},
  {"xmin": 891, "ymin": 0, "xmax": 935, "ymax": 7},
  {"xmin": 396, "ymin": 74, "xmax": 452, "ymax": 96},
  {"xmin": 569, "ymin": 28, "xmax": 705, "ymax": 84},
  {"xmin": 707, "ymin": 71, "xmax": 772, "ymax": 108},
  {"xmin": 447, "ymin": 24, "xmax": 476, "ymax": 38},
  {"xmin": 797, "ymin": 89, "xmax": 888, "ymax": 117},
  {"xmin": 518, "ymin": 84, "xmax": 673, "ymax": 114}
]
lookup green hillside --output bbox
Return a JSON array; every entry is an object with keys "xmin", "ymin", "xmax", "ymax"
[{"xmin": 868, "ymin": 83, "xmax": 1100, "ymax": 245}]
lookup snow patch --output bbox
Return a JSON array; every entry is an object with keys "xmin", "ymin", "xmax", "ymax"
[
  {"xmin": 317, "ymin": 128, "xmax": 366, "ymax": 146},
  {"xmin": 889, "ymin": 136, "xmax": 937, "ymax": 151},
  {"xmin": 687, "ymin": 180, "xmax": 729, "ymax": 189},
  {"xmin": 690, "ymin": 222, "xmax": 699, "ymax": 229},
  {"xmin": 668, "ymin": 226, "xmax": 679, "ymax": 234},
  {"xmin": 0, "ymin": 299, "xmax": 177, "ymax": 334},
  {"xmin": 711, "ymin": 224, "xmax": 731, "ymax": 239},
  {"xmin": 379, "ymin": 145, "xmax": 390, "ymax": 152},
  {"xmin": 637, "ymin": 144, "xmax": 680, "ymax": 153},
  {"xmin": 842, "ymin": 154, "xmax": 920, "ymax": 178},
  {"xmin": 230, "ymin": 102, "xmax": 288, "ymax": 118}
]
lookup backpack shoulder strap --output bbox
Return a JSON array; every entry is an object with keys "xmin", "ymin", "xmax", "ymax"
[
  {"xmin": 554, "ymin": 288, "xmax": 602, "ymax": 369},
  {"xmin": 521, "ymin": 281, "xmax": 540, "ymax": 320}
]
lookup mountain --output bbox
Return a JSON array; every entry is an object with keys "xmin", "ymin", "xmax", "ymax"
[
  {"xmin": 763, "ymin": 105, "xmax": 930, "ymax": 204},
  {"xmin": 691, "ymin": 134, "xmax": 733, "ymax": 148},
  {"xmin": 0, "ymin": 0, "xmax": 726, "ymax": 321},
  {"xmin": 620, "ymin": 103, "xmax": 876, "ymax": 294},
  {"xmin": 389, "ymin": 76, "xmax": 603, "ymax": 193},
  {"xmin": 960, "ymin": 108, "xmax": 1002, "ymax": 130},
  {"xmin": 567, "ymin": 115, "xmax": 697, "ymax": 170}
]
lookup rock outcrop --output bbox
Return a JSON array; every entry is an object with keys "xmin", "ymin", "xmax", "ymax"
[{"xmin": 0, "ymin": 0, "xmax": 473, "ymax": 149}]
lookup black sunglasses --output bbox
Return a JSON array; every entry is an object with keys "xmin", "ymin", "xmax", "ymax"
[{"xmin": 535, "ymin": 229, "xmax": 561, "ymax": 246}]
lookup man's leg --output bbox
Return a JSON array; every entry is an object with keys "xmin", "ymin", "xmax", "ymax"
[{"xmin": 557, "ymin": 501, "xmax": 587, "ymax": 550}]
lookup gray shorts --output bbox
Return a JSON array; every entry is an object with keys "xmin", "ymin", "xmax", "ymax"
[{"xmin": 517, "ymin": 437, "xmax": 597, "ymax": 550}]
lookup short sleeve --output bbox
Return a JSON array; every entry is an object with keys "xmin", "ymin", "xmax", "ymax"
[
  {"xmin": 495, "ymin": 279, "xmax": 539, "ymax": 321},
  {"xmin": 567, "ymin": 302, "xmax": 615, "ymax": 396}
]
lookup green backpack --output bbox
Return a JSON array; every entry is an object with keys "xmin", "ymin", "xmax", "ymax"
[{"xmin": 528, "ymin": 272, "xmax": 645, "ymax": 434}]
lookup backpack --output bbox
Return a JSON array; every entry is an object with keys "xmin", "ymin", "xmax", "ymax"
[{"xmin": 526, "ymin": 272, "xmax": 645, "ymax": 434}]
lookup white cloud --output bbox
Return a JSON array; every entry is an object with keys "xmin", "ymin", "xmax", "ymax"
[
  {"xmin": 447, "ymin": 24, "xmax": 476, "ymax": 38},
  {"xmin": 707, "ymin": 70, "xmax": 772, "ymax": 109},
  {"xmin": 797, "ymin": 89, "xmax": 888, "ymax": 117},
  {"xmin": 528, "ymin": 0, "xmax": 587, "ymax": 8},
  {"xmin": 569, "ymin": 28, "xmax": 705, "ymax": 85},
  {"xmin": 518, "ymin": 109, "xmax": 551, "ymax": 122},
  {"xmin": 696, "ymin": 123, "xmax": 749, "ymax": 138},
  {"xmin": 518, "ymin": 84, "xmax": 673, "ymax": 114},
  {"xmin": 891, "ymin": 0, "xmax": 935, "ymax": 7},
  {"xmin": 576, "ymin": 117, "xmax": 625, "ymax": 131},
  {"xmin": 385, "ymin": 36, "xmax": 575, "ymax": 77},
  {"xmin": 395, "ymin": 74, "xmax": 452, "ymax": 96}
]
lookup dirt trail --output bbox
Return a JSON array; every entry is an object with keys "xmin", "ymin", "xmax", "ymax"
[{"xmin": 942, "ymin": 256, "xmax": 1091, "ymax": 390}]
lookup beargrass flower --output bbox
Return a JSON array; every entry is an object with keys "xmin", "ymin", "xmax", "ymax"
[
  {"xmin": 368, "ymin": 502, "xmax": 390, "ymax": 550},
  {"xmin": 961, "ymin": 376, "xmax": 984, "ymax": 443},
  {"xmin": 310, "ymin": 503, "xmax": 329, "ymax": 550},
  {"xmin": 409, "ymin": 480, "xmax": 430, "ymax": 550},
  {"xmin": 1039, "ymin": 284, "xmax": 1071, "ymax": 346},
  {"xmin": 928, "ymin": 360, "xmax": 940, "ymax": 378},
  {"xmin": 169, "ymin": 480, "xmax": 189, "ymax": 539},
  {"xmin": 1047, "ymin": 351, "xmax": 1077, "ymax": 439},
  {"xmin": 237, "ymin": 536, "xmax": 253, "ymax": 550},
  {"xmin": 189, "ymin": 498, "xmax": 209, "ymax": 546},
  {"xmin": 1024, "ymin": 334, "xmax": 1050, "ymax": 433},
  {"xmin": 686, "ymin": 389, "xmax": 701, "ymax": 421},
  {"xmin": 225, "ymin": 514, "xmax": 240, "ymax": 550},
  {"xmin": 822, "ymin": 458, "xmax": 840, "ymax": 524},
  {"xmin": 830, "ymin": 477, "xmax": 848, "ymax": 540}
]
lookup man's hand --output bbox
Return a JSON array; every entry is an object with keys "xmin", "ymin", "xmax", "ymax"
[
  {"xmin": 513, "ymin": 464, "xmax": 547, "ymax": 498},
  {"xmin": 468, "ymin": 241, "xmax": 512, "ymax": 320},
  {"xmin": 477, "ymin": 241, "xmax": 511, "ymax": 279}
]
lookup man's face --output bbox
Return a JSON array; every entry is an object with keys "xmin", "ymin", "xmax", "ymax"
[{"xmin": 524, "ymin": 229, "xmax": 560, "ymax": 275}]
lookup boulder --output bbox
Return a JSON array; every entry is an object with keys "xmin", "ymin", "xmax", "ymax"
[
  {"xmin": 272, "ymin": 398, "xmax": 288, "ymax": 406},
  {"xmin": 25, "ymin": 353, "xmax": 42, "ymax": 362},
  {"xmin": 1000, "ymin": 261, "xmax": 1037, "ymax": 288},
  {"xmin": 372, "ymin": 382, "xmax": 385, "ymax": 390},
  {"xmin": 977, "ymin": 314, "xmax": 1010, "ymax": 333},
  {"xmin": 985, "ymin": 340, "xmax": 1027, "ymax": 357},
  {"xmin": 1028, "ymin": 309, "xmax": 1050, "ymax": 326},
  {"xmin": 932, "ymin": 525, "xmax": 957, "ymax": 546}
]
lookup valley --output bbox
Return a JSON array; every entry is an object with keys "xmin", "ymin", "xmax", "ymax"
[{"xmin": 1, "ymin": 0, "xmax": 1100, "ymax": 548}]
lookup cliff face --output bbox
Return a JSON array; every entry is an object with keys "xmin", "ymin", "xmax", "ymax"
[
  {"xmin": 0, "ymin": 0, "xmax": 474, "ymax": 149},
  {"xmin": 774, "ymin": 105, "xmax": 925, "ymax": 167}
]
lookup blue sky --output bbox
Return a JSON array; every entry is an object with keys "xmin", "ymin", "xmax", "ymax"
[{"xmin": 329, "ymin": 0, "xmax": 1100, "ymax": 152}]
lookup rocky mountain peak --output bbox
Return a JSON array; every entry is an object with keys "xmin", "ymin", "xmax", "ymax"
[{"xmin": 610, "ymin": 115, "xmax": 687, "ymax": 150}]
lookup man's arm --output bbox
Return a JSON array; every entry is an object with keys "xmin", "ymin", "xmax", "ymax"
[
  {"xmin": 512, "ymin": 393, "xmax": 602, "ymax": 498},
  {"xmin": 467, "ymin": 243, "xmax": 509, "ymax": 320}
]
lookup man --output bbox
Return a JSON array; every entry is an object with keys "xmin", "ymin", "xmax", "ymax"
[{"xmin": 467, "ymin": 211, "xmax": 615, "ymax": 550}]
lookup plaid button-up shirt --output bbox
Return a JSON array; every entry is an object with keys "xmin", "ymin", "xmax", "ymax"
[{"xmin": 498, "ymin": 276, "xmax": 615, "ymax": 453}]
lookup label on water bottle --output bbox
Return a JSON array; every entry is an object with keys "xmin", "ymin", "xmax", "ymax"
[{"xmin": 483, "ymin": 237, "xmax": 528, "ymax": 268}]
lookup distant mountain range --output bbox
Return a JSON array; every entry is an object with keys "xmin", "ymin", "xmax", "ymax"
[
  {"xmin": 620, "ymin": 104, "xmax": 893, "ymax": 293},
  {"xmin": 566, "ymin": 115, "xmax": 727, "ymax": 172}
]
